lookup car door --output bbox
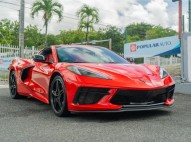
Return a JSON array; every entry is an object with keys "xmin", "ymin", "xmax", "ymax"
[{"xmin": 31, "ymin": 47, "xmax": 54, "ymax": 99}]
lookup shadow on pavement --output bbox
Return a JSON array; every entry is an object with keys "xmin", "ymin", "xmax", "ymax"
[
  {"xmin": 2, "ymin": 89, "xmax": 173, "ymax": 122},
  {"xmin": 69, "ymin": 110, "xmax": 171, "ymax": 122}
]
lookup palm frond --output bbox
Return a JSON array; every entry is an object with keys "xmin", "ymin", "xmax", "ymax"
[
  {"xmin": 31, "ymin": 1, "xmax": 44, "ymax": 18},
  {"xmin": 31, "ymin": 0, "xmax": 63, "ymax": 23},
  {"xmin": 51, "ymin": 2, "xmax": 63, "ymax": 10},
  {"xmin": 52, "ymin": 9, "xmax": 63, "ymax": 22}
]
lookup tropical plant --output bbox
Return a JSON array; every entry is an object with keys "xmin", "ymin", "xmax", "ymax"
[
  {"xmin": 124, "ymin": 23, "xmax": 153, "ymax": 42},
  {"xmin": 0, "ymin": 19, "xmax": 19, "ymax": 46},
  {"xmin": 24, "ymin": 25, "xmax": 44, "ymax": 47},
  {"xmin": 145, "ymin": 26, "xmax": 177, "ymax": 40},
  {"xmin": 31, "ymin": 0, "xmax": 63, "ymax": 46},
  {"xmin": 100, "ymin": 26, "xmax": 124, "ymax": 53},
  {"xmin": 77, "ymin": 4, "xmax": 99, "ymax": 43}
]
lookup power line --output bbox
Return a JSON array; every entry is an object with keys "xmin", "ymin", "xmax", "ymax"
[
  {"xmin": 0, "ymin": 0, "xmax": 108, "ymax": 27},
  {"xmin": 0, "ymin": 0, "xmax": 114, "ymax": 30},
  {"xmin": 0, "ymin": 0, "xmax": 19, "ymax": 6},
  {"xmin": 0, "ymin": 0, "xmax": 117, "ymax": 27},
  {"xmin": 0, "ymin": 4, "xmax": 19, "ymax": 11},
  {"xmin": 13, "ymin": 0, "xmax": 32, "ymax": 5},
  {"xmin": 0, "ymin": 0, "xmax": 31, "ymax": 9}
]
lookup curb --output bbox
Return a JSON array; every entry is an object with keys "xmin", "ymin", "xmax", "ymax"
[
  {"xmin": 0, "ymin": 85, "xmax": 9, "ymax": 88},
  {"xmin": 175, "ymin": 83, "xmax": 191, "ymax": 94}
]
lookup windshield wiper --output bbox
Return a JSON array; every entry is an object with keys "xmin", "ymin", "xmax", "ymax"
[{"xmin": 105, "ymin": 62, "xmax": 118, "ymax": 63}]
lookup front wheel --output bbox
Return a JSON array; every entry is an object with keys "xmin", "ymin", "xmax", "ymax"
[
  {"xmin": 50, "ymin": 75, "xmax": 70, "ymax": 117},
  {"xmin": 9, "ymin": 71, "xmax": 20, "ymax": 99}
]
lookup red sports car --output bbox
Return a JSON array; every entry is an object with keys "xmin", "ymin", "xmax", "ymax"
[{"xmin": 9, "ymin": 45, "xmax": 175, "ymax": 117}]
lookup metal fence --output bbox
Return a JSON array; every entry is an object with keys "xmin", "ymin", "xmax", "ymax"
[
  {"xmin": 144, "ymin": 56, "xmax": 181, "ymax": 79},
  {"xmin": 0, "ymin": 45, "xmax": 39, "ymax": 85},
  {"xmin": 0, "ymin": 45, "xmax": 182, "ymax": 85}
]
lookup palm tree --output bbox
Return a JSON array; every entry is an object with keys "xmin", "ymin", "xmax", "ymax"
[
  {"xmin": 31, "ymin": 0, "xmax": 63, "ymax": 46},
  {"xmin": 77, "ymin": 4, "xmax": 99, "ymax": 43}
]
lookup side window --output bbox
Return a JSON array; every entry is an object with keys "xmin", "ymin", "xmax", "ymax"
[
  {"xmin": 40, "ymin": 48, "xmax": 54, "ymax": 63},
  {"xmin": 57, "ymin": 48, "xmax": 72, "ymax": 62},
  {"xmin": 46, "ymin": 54, "xmax": 54, "ymax": 63}
]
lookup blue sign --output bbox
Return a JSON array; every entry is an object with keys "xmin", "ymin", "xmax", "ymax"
[
  {"xmin": 0, "ymin": 57, "xmax": 17, "ymax": 70},
  {"xmin": 124, "ymin": 36, "xmax": 180, "ymax": 58}
]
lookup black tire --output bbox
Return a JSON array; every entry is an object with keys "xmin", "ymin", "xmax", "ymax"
[
  {"xmin": 50, "ymin": 75, "xmax": 70, "ymax": 117},
  {"xmin": 9, "ymin": 71, "xmax": 20, "ymax": 99}
]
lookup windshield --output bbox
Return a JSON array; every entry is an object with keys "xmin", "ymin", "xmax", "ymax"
[{"xmin": 56, "ymin": 46, "xmax": 129, "ymax": 64}]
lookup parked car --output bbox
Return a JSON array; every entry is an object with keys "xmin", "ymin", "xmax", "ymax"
[{"xmin": 9, "ymin": 45, "xmax": 175, "ymax": 117}]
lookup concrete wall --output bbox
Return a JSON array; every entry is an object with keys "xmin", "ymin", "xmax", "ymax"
[
  {"xmin": 181, "ymin": 33, "xmax": 191, "ymax": 82},
  {"xmin": 175, "ymin": 83, "xmax": 191, "ymax": 94}
]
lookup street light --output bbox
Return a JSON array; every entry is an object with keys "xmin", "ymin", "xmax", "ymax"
[{"xmin": 74, "ymin": 39, "xmax": 112, "ymax": 50}]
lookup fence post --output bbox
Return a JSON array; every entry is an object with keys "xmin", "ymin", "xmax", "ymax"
[
  {"xmin": 170, "ymin": 55, "xmax": 173, "ymax": 65},
  {"xmin": 158, "ymin": 56, "xmax": 160, "ymax": 66},
  {"xmin": 32, "ymin": 46, "xmax": 34, "ymax": 56},
  {"xmin": 143, "ymin": 57, "xmax": 146, "ymax": 64}
]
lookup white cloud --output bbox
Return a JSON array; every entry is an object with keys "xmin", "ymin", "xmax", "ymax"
[{"xmin": 145, "ymin": 0, "xmax": 169, "ymax": 27}]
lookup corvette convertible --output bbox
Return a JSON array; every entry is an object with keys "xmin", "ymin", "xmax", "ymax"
[{"xmin": 9, "ymin": 45, "xmax": 175, "ymax": 117}]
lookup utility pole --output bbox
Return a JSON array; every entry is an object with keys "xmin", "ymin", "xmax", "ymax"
[
  {"xmin": 178, "ymin": 0, "xmax": 182, "ymax": 39},
  {"xmin": 75, "ymin": 39, "xmax": 112, "ymax": 50},
  {"xmin": 189, "ymin": 0, "xmax": 191, "ymax": 32},
  {"xmin": 109, "ymin": 38, "xmax": 112, "ymax": 50},
  {"xmin": 172, "ymin": 0, "xmax": 182, "ymax": 39},
  {"xmin": 125, "ymin": 27, "xmax": 128, "ymax": 42},
  {"xmin": 182, "ymin": 15, "xmax": 185, "ymax": 32},
  {"xmin": 19, "ymin": 0, "xmax": 25, "ymax": 58}
]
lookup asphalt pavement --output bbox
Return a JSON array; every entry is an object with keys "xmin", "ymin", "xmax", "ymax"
[{"xmin": 0, "ymin": 88, "xmax": 191, "ymax": 142}]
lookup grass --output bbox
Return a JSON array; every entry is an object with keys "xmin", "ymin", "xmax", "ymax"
[{"xmin": 0, "ymin": 75, "xmax": 8, "ymax": 80}]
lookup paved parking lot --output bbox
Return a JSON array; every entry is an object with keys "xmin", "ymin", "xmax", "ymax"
[{"xmin": 0, "ymin": 88, "xmax": 191, "ymax": 142}]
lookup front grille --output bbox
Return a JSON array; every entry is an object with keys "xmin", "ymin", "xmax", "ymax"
[
  {"xmin": 73, "ymin": 87, "xmax": 109, "ymax": 104},
  {"xmin": 110, "ymin": 85, "xmax": 175, "ymax": 105}
]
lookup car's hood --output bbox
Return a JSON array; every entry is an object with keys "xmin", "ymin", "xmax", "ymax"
[
  {"xmin": 73, "ymin": 63, "xmax": 169, "ymax": 88},
  {"xmin": 57, "ymin": 63, "xmax": 173, "ymax": 88},
  {"xmin": 75, "ymin": 63, "xmax": 159, "ymax": 79}
]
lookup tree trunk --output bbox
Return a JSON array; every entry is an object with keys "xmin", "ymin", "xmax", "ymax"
[
  {"xmin": 44, "ymin": 21, "xmax": 48, "ymax": 47},
  {"xmin": 86, "ymin": 17, "xmax": 89, "ymax": 44},
  {"xmin": 86, "ymin": 28, "xmax": 89, "ymax": 44}
]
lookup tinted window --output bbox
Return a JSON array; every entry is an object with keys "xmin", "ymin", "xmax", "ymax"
[{"xmin": 56, "ymin": 46, "xmax": 129, "ymax": 64}]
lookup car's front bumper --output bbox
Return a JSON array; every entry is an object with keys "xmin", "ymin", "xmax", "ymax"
[
  {"xmin": 71, "ymin": 101, "xmax": 174, "ymax": 113},
  {"xmin": 69, "ymin": 84, "xmax": 175, "ymax": 112}
]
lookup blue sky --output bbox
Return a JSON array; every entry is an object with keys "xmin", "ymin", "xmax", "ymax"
[{"xmin": 0, "ymin": 0, "xmax": 189, "ymax": 34}]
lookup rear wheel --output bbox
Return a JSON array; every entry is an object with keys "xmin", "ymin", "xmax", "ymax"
[
  {"xmin": 50, "ymin": 75, "xmax": 70, "ymax": 117},
  {"xmin": 9, "ymin": 71, "xmax": 20, "ymax": 99}
]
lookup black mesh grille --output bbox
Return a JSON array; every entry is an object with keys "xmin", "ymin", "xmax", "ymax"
[
  {"xmin": 73, "ymin": 87, "xmax": 109, "ymax": 104},
  {"xmin": 167, "ymin": 85, "xmax": 175, "ymax": 99},
  {"xmin": 110, "ymin": 85, "xmax": 175, "ymax": 105}
]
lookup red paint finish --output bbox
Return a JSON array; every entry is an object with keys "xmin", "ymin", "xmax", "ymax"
[{"xmin": 9, "ymin": 45, "xmax": 175, "ymax": 112}]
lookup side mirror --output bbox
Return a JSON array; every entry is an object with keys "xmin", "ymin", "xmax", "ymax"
[
  {"xmin": 129, "ymin": 57, "xmax": 134, "ymax": 62},
  {"xmin": 32, "ymin": 55, "xmax": 45, "ymax": 62}
]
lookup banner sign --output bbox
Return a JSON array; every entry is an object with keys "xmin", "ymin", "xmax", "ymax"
[
  {"xmin": 0, "ymin": 57, "xmax": 17, "ymax": 70},
  {"xmin": 124, "ymin": 36, "xmax": 180, "ymax": 58}
]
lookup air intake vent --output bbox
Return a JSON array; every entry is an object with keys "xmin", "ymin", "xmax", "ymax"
[
  {"xmin": 73, "ymin": 87, "xmax": 109, "ymax": 104},
  {"xmin": 167, "ymin": 85, "xmax": 175, "ymax": 99},
  {"xmin": 110, "ymin": 85, "xmax": 175, "ymax": 105}
]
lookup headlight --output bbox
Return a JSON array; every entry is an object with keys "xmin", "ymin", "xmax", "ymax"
[
  {"xmin": 160, "ymin": 67, "xmax": 168, "ymax": 78},
  {"xmin": 66, "ymin": 65, "xmax": 110, "ymax": 79}
]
